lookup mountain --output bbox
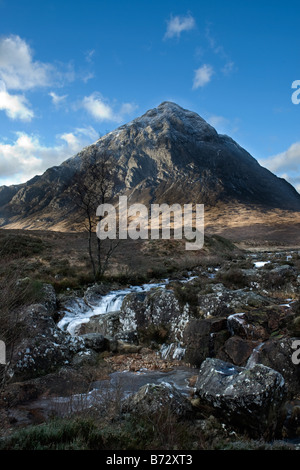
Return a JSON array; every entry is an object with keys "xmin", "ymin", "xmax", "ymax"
[{"xmin": 1, "ymin": 101, "xmax": 300, "ymax": 231}]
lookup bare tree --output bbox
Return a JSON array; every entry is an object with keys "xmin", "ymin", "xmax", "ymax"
[{"xmin": 69, "ymin": 149, "xmax": 119, "ymax": 280}]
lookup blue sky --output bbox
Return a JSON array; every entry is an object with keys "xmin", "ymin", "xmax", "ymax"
[{"xmin": 0, "ymin": 0, "xmax": 300, "ymax": 192}]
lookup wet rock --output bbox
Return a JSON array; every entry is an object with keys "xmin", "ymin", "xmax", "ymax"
[
  {"xmin": 79, "ymin": 333, "xmax": 110, "ymax": 352},
  {"xmin": 195, "ymin": 357, "xmax": 286, "ymax": 439},
  {"xmin": 83, "ymin": 283, "xmax": 113, "ymax": 306},
  {"xmin": 121, "ymin": 382, "xmax": 193, "ymax": 419}
]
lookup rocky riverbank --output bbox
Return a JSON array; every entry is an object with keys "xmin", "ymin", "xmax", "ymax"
[{"xmin": 1, "ymin": 248, "xmax": 300, "ymax": 449}]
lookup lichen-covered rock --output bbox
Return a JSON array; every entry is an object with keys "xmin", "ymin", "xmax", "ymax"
[
  {"xmin": 119, "ymin": 288, "xmax": 190, "ymax": 346},
  {"xmin": 121, "ymin": 382, "xmax": 193, "ymax": 419},
  {"xmin": 197, "ymin": 284, "xmax": 272, "ymax": 318},
  {"xmin": 8, "ymin": 294, "xmax": 85, "ymax": 380},
  {"xmin": 247, "ymin": 337, "xmax": 300, "ymax": 399},
  {"xmin": 195, "ymin": 357, "xmax": 286, "ymax": 439},
  {"xmin": 40, "ymin": 283, "xmax": 57, "ymax": 314}
]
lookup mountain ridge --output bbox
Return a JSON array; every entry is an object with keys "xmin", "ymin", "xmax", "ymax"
[{"xmin": 0, "ymin": 101, "xmax": 300, "ymax": 231}]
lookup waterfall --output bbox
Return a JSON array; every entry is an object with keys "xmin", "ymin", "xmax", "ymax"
[{"xmin": 58, "ymin": 280, "xmax": 169, "ymax": 335}]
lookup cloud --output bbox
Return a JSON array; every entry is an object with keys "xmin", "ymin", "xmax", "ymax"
[
  {"xmin": 0, "ymin": 127, "xmax": 99, "ymax": 186},
  {"xmin": 81, "ymin": 92, "xmax": 137, "ymax": 122},
  {"xmin": 205, "ymin": 114, "xmax": 239, "ymax": 135},
  {"xmin": 205, "ymin": 25, "xmax": 235, "ymax": 77},
  {"xmin": 207, "ymin": 115, "xmax": 229, "ymax": 131},
  {"xmin": 49, "ymin": 91, "xmax": 68, "ymax": 107},
  {"xmin": 259, "ymin": 142, "xmax": 300, "ymax": 193},
  {"xmin": 82, "ymin": 93, "xmax": 115, "ymax": 121},
  {"xmin": 0, "ymin": 35, "xmax": 53, "ymax": 90},
  {"xmin": 164, "ymin": 13, "xmax": 196, "ymax": 39},
  {"xmin": 0, "ymin": 80, "xmax": 33, "ymax": 121},
  {"xmin": 260, "ymin": 142, "xmax": 300, "ymax": 174},
  {"xmin": 193, "ymin": 64, "xmax": 214, "ymax": 89},
  {"xmin": 85, "ymin": 49, "xmax": 95, "ymax": 63},
  {"xmin": 222, "ymin": 61, "xmax": 235, "ymax": 76},
  {"xmin": 0, "ymin": 34, "xmax": 75, "ymax": 92},
  {"xmin": 81, "ymin": 71, "xmax": 95, "ymax": 83}
]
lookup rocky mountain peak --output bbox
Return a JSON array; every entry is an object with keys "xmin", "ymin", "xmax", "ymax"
[
  {"xmin": 0, "ymin": 102, "xmax": 300, "ymax": 230},
  {"xmin": 124, "ymin": 101, "xmax": 219, "ymax": 142}
]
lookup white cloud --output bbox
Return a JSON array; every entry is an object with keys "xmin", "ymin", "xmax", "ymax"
[
  {"xmin": 0, "ymin": 80, "xmax": 33, "ymax": 121},
  {"xmin": 259, "ymin": 142, "xmax": 300, "ymax": 193},
  {"xmin": 0, "ymin": 127, "xmax": 99, "ymax": 186},
  {"xmin": 82, "ymin": 93, "xmax": 115, "ymax": 121},
  {"xmin": 82, "ymin": 71, "xmax": 95, "ymax": 83},
  {"xmin": 0, "ymin": 34, "xmax": 75, "ymax": 94},
  {"xmin": 164, "ymin": 13, "xmax": 196, "ymax": 39},
  {"xmin": 119, "ymin": 102, "xmax": 138, "ymax": 116},
  {"xmin": 193, "ymin": 64, "xmax": 214, "ymax": 89},
  {"xmin": 205, "ymin": 114, "xmax": 239, "ymax": 135},
  {"xmin": 0, "ymin": 35, "xmax": 75, "ymax": 122},
  {"xmin": 0, "ymin": 35, "xmax": 54, "ymax": 91},
  {"xmin": 81, "ymin": 92, "xmax": 137, "ymax": 122},
  {"xmin": 260, "ymin": 142, "xmax": 300, "ymax": 174},
  {"xmin": 49, "ymin": 91, "xmax": 68, "ymax": 107}
]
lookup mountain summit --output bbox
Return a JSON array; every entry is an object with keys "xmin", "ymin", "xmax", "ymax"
[{"xmin": 1, "ymin": 101, "xmax": 300, "ymax": 230}]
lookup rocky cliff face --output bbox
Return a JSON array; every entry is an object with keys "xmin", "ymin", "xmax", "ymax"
[{"xmin": 1, "ymin": 101, "xmax": 300, "ymax": 229}]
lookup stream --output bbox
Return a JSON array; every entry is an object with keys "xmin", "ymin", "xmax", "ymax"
[
  {"xmin": 28, "ymin": 366, "xmax": 198, "ymax": 418},
  {"xmin": 46, "ymin": 252, "xmax": 295, "ymax": 419},
  {"xmin": 31, "ymin": 276, "xmax": 198, "ymax": 419}
]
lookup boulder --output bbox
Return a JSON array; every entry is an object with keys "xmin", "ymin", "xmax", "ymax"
[
  {"xmin": 83, "ymin": 283, "xmax": 113, "ymax": 306},
  {"xmin": 247, "ymin": 337, "xmax": 300, "ymax": 399},
  {"xmin": 197, "ymin": 284, "xmax": 273, "ymax": 318},
  {"xmin": 195, "ymin": 357, "xmax": 286, "ymax": 439},
  {"xmin": 119, "ymin": 288, "xmax": 190, "ymax": 344},
  {"xmin": 11, "ymin": 304, "xmax": 84, "ymax": 379},
  {"xmin": 75, "ymin": 311, "xmax": 121, "ymax": 338},
  {"xmin": 121, "ymin": 382, "xmax": 193, "ymax": 419},
  {"xmin": 8, "ymin": 287, "xmax": 85, "ymax": 380},
  {"xmin": 79, "ymin": 333, "xmax": 110, "ymax": 352}
]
